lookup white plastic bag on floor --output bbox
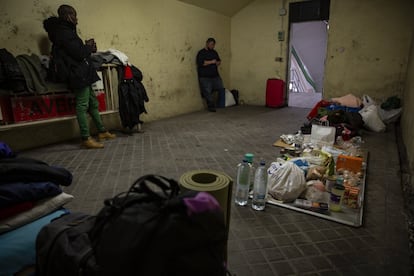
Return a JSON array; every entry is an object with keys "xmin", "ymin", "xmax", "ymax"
[
  {"xmin": 224, "ymin": 89, "xmax": 236, "ymax": 107},
  {"xmin": 267, "ymin": 161, "xmax": 306, "ymax": 202},
  {"xmin": 359, "ymin": 104, "xmax": 386, "ymax": 132},
  {"xmin": 378, "ymin": 107, "xmax": 402, "ymax": 124}
]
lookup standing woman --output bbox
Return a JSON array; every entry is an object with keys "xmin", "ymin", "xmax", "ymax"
[{"xmin": 43, "ymin": 4, "xmax": 116, "ymax": 149}]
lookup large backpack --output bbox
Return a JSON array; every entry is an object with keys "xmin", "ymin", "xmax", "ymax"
[
  {"xmin": 36, "ymin": 174, "xmax": 227, "ymax": 276},
  {"xmin": 0, "ymin": 48, "xmax": 26, "ymax": 92}
]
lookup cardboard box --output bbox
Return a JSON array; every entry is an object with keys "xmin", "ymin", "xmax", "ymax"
[{"xmin": 336, "ymin": 154, "xmax": 363, "ymax": 173}]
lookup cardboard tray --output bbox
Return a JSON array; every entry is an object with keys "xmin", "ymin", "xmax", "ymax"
[{"xmin": 266, "ymin": 151, "xmax": 368, "ymax": 227}]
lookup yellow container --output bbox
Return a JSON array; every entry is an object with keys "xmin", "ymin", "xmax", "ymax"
[{"xmin": 329, "ymin": 184, "xmax": 345, "ymax": 212}]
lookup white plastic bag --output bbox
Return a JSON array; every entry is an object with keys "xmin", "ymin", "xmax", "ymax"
[
  {"xmin": 310, "ymin": 123, "xmax": 336, "ymax": 146},
  {"xmin": 302, "ymin": 180, "xmax": 330, "ymax": 203},
  {"xmin": 224, "ymin": 89, "xmax": 236, "ymax": 107},
  {"xmin": 268, "ymin": 161, "xmax": 306, "ymax": 202},
  {"xmin": 362, "ymin": 95, "xmax": 376, "ymax": 107},
  {"xmin": 359, "ymin": 104, "xmax": 386, "ymax": 132},
  {"xmin": 378, "ymin": 107, "xmax": 402, "ymax": 124}
]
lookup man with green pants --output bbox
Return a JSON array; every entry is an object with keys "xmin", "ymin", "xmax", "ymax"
[{"xmin": 44, "ymin": 4, "xmax": 115, "ymax": 149}]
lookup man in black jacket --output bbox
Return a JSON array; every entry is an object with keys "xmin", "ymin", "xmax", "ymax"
[
  {"xmin": 43, "ymin": 5, "xmax": 116, "ymax": 149},
  {"xmin": 196, "ymin": 38, "xmax": 225, "ymax": 112}
]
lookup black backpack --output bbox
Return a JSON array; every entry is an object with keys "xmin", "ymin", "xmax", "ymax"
[
  {"xmin": 36, "ymin": 174, "xmax": 227, "ymax": 276},
  {"xmin": 0, "ymin": 48, "xmax": 26, "ymax": 92}
]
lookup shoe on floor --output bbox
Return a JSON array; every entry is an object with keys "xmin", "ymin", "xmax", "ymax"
[
  {"xmin": 98, "ymin": 131, "xmax": 116, "ymax": 141},
  {"xmin": 208, "ymin": 108, "xmax": 216, "ymax": 112},
  {"xmin": 81, "ymin": 137, "xmax": 104, "ymax": 149}
]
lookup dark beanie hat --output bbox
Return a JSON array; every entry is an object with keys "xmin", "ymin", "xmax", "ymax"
[{"xmin": 206, "ymin": 37, "xmax": 216, "ymax": 43}]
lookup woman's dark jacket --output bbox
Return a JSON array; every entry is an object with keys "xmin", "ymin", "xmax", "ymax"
[{"xmin": 43, "ymin": 16, "xmax": 99, "ymax": 89}]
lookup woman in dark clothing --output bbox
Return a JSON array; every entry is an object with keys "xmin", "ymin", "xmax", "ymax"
[{"xmin": 43, "ymin": 5, "xmax": 115, "ymax": 149}]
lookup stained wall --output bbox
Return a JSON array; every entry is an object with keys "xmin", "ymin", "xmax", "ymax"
[
  {"xmin": 230, "ymin": 0, "xmax": 414, "ymax": 104},
  {"xmin": 0, "ymin": 0, "xmax": 230, "ymax": 150},
  {"xmin": 0, "ymin": 0, "xmax": 230, "ymax": 121}
]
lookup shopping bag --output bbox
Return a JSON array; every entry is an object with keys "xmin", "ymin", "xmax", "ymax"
[
  {"xmin": 268, "ymin": 161, "xmax": 307, "ymax": 202},
  {"xmin": 310, "ymin": 123, "xmax": 336, "ymax": 146}
]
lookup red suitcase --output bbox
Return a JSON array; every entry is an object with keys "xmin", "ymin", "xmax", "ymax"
[{"xmin": 266, "ymin": 79, "xmax": 285, "ymax": 108}]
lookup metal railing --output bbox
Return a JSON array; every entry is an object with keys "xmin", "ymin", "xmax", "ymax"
[{"xmin": 289, "ymin": 68, "xmax": 306, "ymax": 93}]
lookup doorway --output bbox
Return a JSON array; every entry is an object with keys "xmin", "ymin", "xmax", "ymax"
[{"xmin": 287, "ymin": 0, "xmax": 330, "ymax": 108}]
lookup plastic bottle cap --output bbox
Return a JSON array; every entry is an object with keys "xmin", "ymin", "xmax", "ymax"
[{"xmin": 244, "ymin": 153, "xmax": 254, "ymax": 163}]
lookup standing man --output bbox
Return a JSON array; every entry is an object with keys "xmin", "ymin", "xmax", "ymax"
[
  {"xmin": 196, "ymin": 37, "xmax": 225, "ymax": 112},
  {"xmin": 43, "ymin": 4, "xmax": 116, "ymax": 149}
]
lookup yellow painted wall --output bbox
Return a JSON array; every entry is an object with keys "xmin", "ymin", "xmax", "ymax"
[
  {"xmin": 230, "ymin": 0, "xmax": 283, "ymax": 105},
  {"xmin": 401, "ymin": 33, "xmax": 414, "ymax": 179},
  {"xmin": 325, "ymin": 0, "xmax": 413, "ymax": 100},
  {"xmin": 0, "ymin": 0, "xmax": 230, "ymax": 122},
  {"xmin": 230, "ymin": 0, "xmax": 413, "ymax": 104},
  {"xmin": 0, "ymin": 0, "xmax": 231, "ymax": 150}
]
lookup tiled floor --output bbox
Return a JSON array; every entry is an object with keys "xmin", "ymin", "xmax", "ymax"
[{"xmin": 21, "ymin": 105, "xmax": 411, "ymax": 275}]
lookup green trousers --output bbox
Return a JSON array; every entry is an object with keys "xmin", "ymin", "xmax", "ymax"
[{"xmin": 73, "ymin": 86, "xmax": 105, "ymax": 139}]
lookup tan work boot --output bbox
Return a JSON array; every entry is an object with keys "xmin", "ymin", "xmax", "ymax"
[
  {"xmin": 98, "ymin": 131, "xmax": 116, "ymax": 141},
  {"xmin": 81, "ymin": 137, "xmax": 104, "ymax": 149}
]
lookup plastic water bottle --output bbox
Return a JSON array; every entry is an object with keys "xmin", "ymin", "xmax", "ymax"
[
  {"xmin": 244, "ymin": 153, "xmax": 255, "ymax": 190},
  {"xmin": 235, "ymin": 159, "xmax": 251, "ymax": 206},
  {"xmin": 295, "ymin": 130, "xmax": 304, "ymax": 150},
  {"xmin": 252, "ymin": 160, "xmax": 268, "ymax": 211}
]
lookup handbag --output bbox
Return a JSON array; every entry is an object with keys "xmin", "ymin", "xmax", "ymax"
[{"xmin": 310, "ymin": 121, "xmax": 336, "ymax": 146}]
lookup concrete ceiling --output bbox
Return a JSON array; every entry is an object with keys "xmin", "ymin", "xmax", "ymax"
[{"xmin": 178, "ymin": 0, "xmax": 255, "ymax": 16}]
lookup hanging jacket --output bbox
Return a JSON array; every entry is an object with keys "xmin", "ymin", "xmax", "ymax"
[
  {"xmin": 43, "ymin": 16, "xmax": 99, "ymax": 89},
  {"xmin": 118, "ymin": 65, "xmax": 149, "ymax": 129}
]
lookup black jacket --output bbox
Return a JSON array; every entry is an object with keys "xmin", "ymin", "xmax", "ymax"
[
  {"xmin": 118, "ymin": 65, "xmax": 149, "ymax": 129},
  {"xmin": 43, "ymin": 17, "xmax": 99, "ymax": 89}
]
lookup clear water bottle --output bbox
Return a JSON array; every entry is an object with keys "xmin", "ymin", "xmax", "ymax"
[
  {"xmin": 252, "ymin": 160, "xmax": 268, "ymax": 211},
  {"xmin": 244, "ymin": 153, "xmax": 255, "ymax": 190},
  {"xmin": 235, "ymin": 159, "xmax": 251, "ymax": 206},
  {"xmin": 295, "ymin": 130, "xmax": 304, "ymax": 150}
]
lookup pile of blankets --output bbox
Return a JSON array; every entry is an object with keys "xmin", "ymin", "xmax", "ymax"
[
  {"xmin": 305, "ymin": 93, "xmax": 402, "ymax": 139},
  {"xmin": 0, "ymin": 142, "xmax": 74, "ymax": 275}
]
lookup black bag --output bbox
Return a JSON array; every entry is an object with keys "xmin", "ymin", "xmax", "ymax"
[
  {"xmin": 0, "ymin": 48, "xmax": 26, "ymax": 92},
  {"xmin": 36, "ymin": 174, "xmax": 227, "ymax": 276},
  {"xmin": 36, "ymin": 212, "xmax": 98, "ymax": 276},
  {"xmin": 230, "ymin": 89, "xmax": 239, "ymax": 105}
]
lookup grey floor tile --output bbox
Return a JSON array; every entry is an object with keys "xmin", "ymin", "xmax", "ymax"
[
  {"xmin": 251, "ymin": 263, "xmax": 275, "ymax": 276},
  {"xmin": 244, "ymin": 249, "xmax": 268, "ymax": 265},
  {"xmin": 297, "ymin": 244, "xmax": 321, "ymax": 256},
  {"xmin": 263, "ymin": 248, "xmax": 286, "ymax": 262},
  {"xmin": 309, "ymin": 255, "xmax": 333, "ymax": 270},
  {"xmin": 280, "ymin": 245, "xmax": 303, "ymax": 259},
  {"xmin": 290, "ymin": 258, "xmax": 316, "ymax": 274},
  {"xmin": 270, "ymin": 261, "xmax": 295, "ymax": 276}
]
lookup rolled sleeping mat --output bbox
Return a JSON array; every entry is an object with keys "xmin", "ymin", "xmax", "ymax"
[{"xmin": 179, "ymin": 169, "xmax": 233, "ymax": 235}]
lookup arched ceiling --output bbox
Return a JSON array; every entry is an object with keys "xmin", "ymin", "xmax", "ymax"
[{"xmin": 178, "ymin": 0, "xmax": 255, "ymax": 16}]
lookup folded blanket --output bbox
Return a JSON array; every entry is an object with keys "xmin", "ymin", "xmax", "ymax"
[
  {"xmin": 0, "ymin": 192, "xmax": 73, "ymax": 234},
  {"xmin": 0, "ymin": 209, "xmax": 68, "ymax": 275},
  {"xmin": 0, "ymin": 181, "xmax": 62, "ymax": 208},
  {"xmin": 0, "ymin": 157, "xmax": 73, "ymax": 186}
]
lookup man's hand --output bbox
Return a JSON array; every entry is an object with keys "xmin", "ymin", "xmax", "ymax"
[
  {"xmin": 204, "ymin": 59, "xmax": 219, "ymax": 66},
  {"xmin": 85, "ymin": 39, "xmax": 97, "ymax": 53}
]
